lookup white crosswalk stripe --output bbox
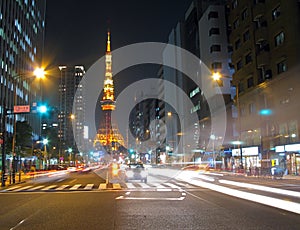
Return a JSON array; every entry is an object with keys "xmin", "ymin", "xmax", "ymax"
[
  {"xmin": 151, "ymin": 183, "xmax": 167, "ymax": 189},
  {"xmin": 125, "ymin": 183, "xmax": 136, "ymax": 188},
  {"xmin": 139, "ymin": 183, "xmax": 151, "ymax": 188},
  {"xmin": 28, "ymin": 185, "xmax": 45, "ymax": 191},
  {"xmin": 3, "ymin": 185, "xmax": 21, "ymax": 191},
  {"xmin": 41, "ymin": 185, "xmax": 57, "ymax": 191},
  {"xmin": 84, "ymin": 184, "xmax": 94, "ymax": 190},
  {"xmin": 164, "ymin": 182, "xmax": 181, "ymax": 189},
  {"xmin": 174, "ymin": 182, "xmax": 197, "ymax": 188},
  {"xmin": 14, "ymin": 185, "xmax": 33, "ymax": 192},
  {"xmin": 70, "ymin": 184, "xmax": 81, "ymax": 190},
  {"xmin": 56, "ymin": 185, "xmax": 69, "ymax": 190}
]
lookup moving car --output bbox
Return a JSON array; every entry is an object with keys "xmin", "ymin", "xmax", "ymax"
[{"xmin": 125, "ymin": 163, "xmax": 148, "ymax": 183}]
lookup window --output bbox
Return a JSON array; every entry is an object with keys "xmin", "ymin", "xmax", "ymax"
[
  {"xmin": 253, "ymin": 0, "xmax": 265, "ymax": 4},
  {"xmin": 272, "ymin": 5, "xmax": 281, "ymax": 20},
  {"xmin": 277, "ymin": 60, "xmax": 287, "ymax": 74},
  {"xmin": 247, "ymin": 77, "xmax": 254, "ymax": 88},
  {"xmin": 233, "ymin": 18, "xmax": 240, "ymax": 29},
  {"xmin": 249, "ymin": 103, "xmax": 256, "ymax": 114},
  {"xmin": 245, "ymin": 53, "xmax": 252, "ymax": 64},
  {"xmin": 209, "ymin": 28, "xmax": 220, "ymax": 36},
  {"xmin": 210, "ymin": 45, "xmax": 221, "ymax": 53},
  {"xmin": 242, "ymin": 8, "xmax": 249, "ymax": 21},
  {"xmin": 211, "ymin": 62, "xmax": 222, "ymax": 70},
  {"xmin": 208, "ymin": 11, "xmax": 218, "ymax": 19},
  {"xmin": 236, "ymin": 60, "xmax": 242, "ymax": 70},
  {"xmin": 232, "ymin": 0, "xmax": 238, "ymax": 9},
  {"xmin": 243, "ymin": 30, "xmax": 250, "ymax": 42},
  {"xmin": 275, "ymin": 31, "xmax": 284, "ymax": 46},
  {"xmin": 235, "ymin": 38, "xmax": 241, "ymax": 50}
]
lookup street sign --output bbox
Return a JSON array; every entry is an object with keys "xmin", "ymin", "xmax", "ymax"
[{"xmin": 14, "ymin": 105, "xmax": 30, "ymax": 113}]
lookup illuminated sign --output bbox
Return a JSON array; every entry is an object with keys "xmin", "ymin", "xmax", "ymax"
[{"xmin": 14, "ymin": 105, "xmax": 30, "ymax": 113}]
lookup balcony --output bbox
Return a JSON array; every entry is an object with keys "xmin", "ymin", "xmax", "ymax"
[
  {"xmin": 253, "ymin": 2, "xmax": 266, "ymax": 19},
  {"xmin": 255, "ymin": 26, "xmax": 268, "ymax": 42},
  {"xmin": 257, "ymin": 51, "xmax": 270, "ymax": 67}
]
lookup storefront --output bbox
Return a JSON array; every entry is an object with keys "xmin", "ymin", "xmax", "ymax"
[
  {"xmin": 275, "ymin": 144, "xmax": 300, "ymax": 175},
  {"xmin": 232, "ymin": 146, "xmax": 260, "ymax": 170}
]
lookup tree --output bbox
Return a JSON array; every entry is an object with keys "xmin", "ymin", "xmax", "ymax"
[{"xmin": 16, "ymin": 121, "xmax": 33, "ymax": 156}]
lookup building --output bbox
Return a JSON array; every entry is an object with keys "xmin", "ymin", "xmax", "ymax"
[
  {"xmin": 0, "ymin": 0, "xmax": 46, "ymax": 139},
  {"xmin": 58, "ymin": 65, "xmax": 85, "ymax": 162},
  {"xmin": 227, "ymin": 0, "xmax": 300, "ymax": 173}
]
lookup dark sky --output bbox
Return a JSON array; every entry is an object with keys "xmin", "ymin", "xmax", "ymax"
[{"xmin": 44, "ymin": 0, "xmax": 193, "ymax": 68}]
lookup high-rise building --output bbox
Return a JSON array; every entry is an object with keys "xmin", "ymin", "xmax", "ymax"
[
  {"xmin": 58, "ymin": 65, "xmax": 85, "ymax": 160},
  {"xmin": 227, "ymin": 0, "xmax": 300, "ymax": 173},
  {"xmin": 0, "ymin": 0, "xmax": 46, "ymax": 138}
]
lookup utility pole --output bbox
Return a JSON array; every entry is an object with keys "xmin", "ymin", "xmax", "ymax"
[{"xmin": 1, "ymin": 99, "xmax": 7, "ymax": 187}]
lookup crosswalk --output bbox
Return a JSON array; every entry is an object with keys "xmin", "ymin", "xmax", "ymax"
[{"xmin": 0, "ymin": 181, "xmax": 198, "ymax": 193}]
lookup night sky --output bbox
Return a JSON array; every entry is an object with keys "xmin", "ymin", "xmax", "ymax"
[
  {"xmin": 44, "ymin": 0, "xmax": 193, "ymax": 68},
  {"xmin": 43, "ymin": 1, "xmax": 193, "ymax": 105}
]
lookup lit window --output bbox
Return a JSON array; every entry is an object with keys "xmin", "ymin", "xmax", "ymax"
[
  {"xmin": 277, "ymin": 60, "xmax": 287, "ymax": 74},
  {"xmin": 275, "ymin": 31, "xmax": 284, "ymax": 46},
  {"xmin": 272, "ymin": 5, "xmax": 281, "ymax": 20}
]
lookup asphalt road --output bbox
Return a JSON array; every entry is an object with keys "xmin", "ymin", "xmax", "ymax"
[{"xmin": 1, "ymin": 168, "xmax": 300, "ymax": 229}]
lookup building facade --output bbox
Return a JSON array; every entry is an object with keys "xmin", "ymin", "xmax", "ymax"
[
  {"xmin": 227, "ymin": 0, "xmax": 300, "ymax": 173},
  {"xmin": 0, "ymin": 0, "xmax": 46, "ymax": 139},
  {"xmin": 58, "ymin": 65, "xmax": 85, "ymax": 162}
]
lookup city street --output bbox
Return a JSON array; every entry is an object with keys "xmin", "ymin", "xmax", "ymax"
[{"xmin": 1, "ymin": 167, "xmax": 300, "ymax": 229}]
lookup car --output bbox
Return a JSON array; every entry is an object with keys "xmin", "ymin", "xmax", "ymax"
[{"xmin": 124, "ymin": 163, "xmax": 148, "ymax": 183}]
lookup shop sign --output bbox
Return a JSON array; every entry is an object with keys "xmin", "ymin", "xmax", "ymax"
[
  {"xmin": 275, "ymin": 145, "xmax": 285, "ymax": 152},
  {"xmin": 232, "ymin": 146, "xmax": 259, "ymax": 156},
  {"xmin": 285, "ymin": 144, "xmax": 300, "ymax": 152}
]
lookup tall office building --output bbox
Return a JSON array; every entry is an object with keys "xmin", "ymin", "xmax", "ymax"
[
  {"xmin": 58, "ymin": 65, "xmax": 85, "ymax": 159},
  {"xmin": 0, "ymin": 0, "xmax": 46, "ymax": 139},
  {"xmin": 227, "ymin": 0, "xmax": 300, "ymax": 172}
]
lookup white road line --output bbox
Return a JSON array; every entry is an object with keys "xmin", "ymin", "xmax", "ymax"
[
  {"xmin": 56, "ymin": 185, "xmax": 69, "ymax": 190},
  {"xmin": 99, "ymin": 184, "xmax": 107, "ymax": 189},
  {"xmin": 174, "ymin": 182, "xmax": 197, "ymax": 188},
  {"xmin": 164, "ymin": 183, "xmax": 181, "ymax": 189},
  {"xmin": 84, "ymin": 184, "xmax": 94, "ymax": 190},
  {"xmin": 69, "ymin": 184, "xmax": 81, "ymax": 190},
  {"xmin": 41, "ymin": 185, "xmax": 57, "ymax": 191},
  {"xmin": 139, "ymin": 183, "xmax": 151, "ymax": 188},
  {"xmin": 27, "ymin": 185, "xmax": 45, "ymax": 191},
  {"xmin": 151, "ymin": 183, "xmax": 167, "ymax": 189},
  {"xmin": 3, "ymin": 185, "xmax": 21, "ymax": 191},
  {"xmin": 125, "ymin": 183, "xmax": 136, "ymax": 189},
  {"xmin": 14, "ymin": 186, "xmax": 33, "ymax": 192},
  {"xmin": 112, "ymin": 184, "xmax": 121, "ymax": 189}
]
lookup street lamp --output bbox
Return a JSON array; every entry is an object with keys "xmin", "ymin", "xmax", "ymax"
[
  {"xmin": 211, "ymin": 72, "xmax": 243, "ymax": 169},
  {"xmin": 43, "ymin": 138, "xmax": 48, "ymax": 169},
  {"xmin": 11, "ymin": 67, "xmax": 46, "ymax": 181},
  {"xmin": 167, "ymin": 111, "xmax": 185, "ymax": 165}
]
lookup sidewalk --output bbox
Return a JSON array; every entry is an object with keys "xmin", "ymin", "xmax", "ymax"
[{"xmin": 1, "ymin": 172, "xmax": 32, "ymax": 188}]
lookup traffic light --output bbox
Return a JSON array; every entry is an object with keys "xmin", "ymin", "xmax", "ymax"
[{"xmin": 37, "ymin": 105, "xmax": 48, "ymax": 113}]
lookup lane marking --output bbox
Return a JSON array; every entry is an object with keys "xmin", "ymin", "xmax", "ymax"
[
  {"xmin": 219, "ymin": 179, "xmax": 300, "ymax": 198},
  {"xmin": 125, "ymin": 183, "xmax": 136, "ymax": 189},
  {"xmin": 99, "ymin": 184, "xmax": 107, "ymax": 189},
  {"xmin": 41, "ymin": 185, "xmax": 57, "ymax": 191},
  {"xmin": 69, "ymin": 184, "xmax": 81, "ymax": 190},
  {"xmin": 139, "ymin": 183, "xmax": 151, "ymax": 188},
  {"xmin": 164, "ymin": 183, "xmax": 181, "ymax": 189},
  {"xmin": 112, "ymin": 183, "xmax": 121, "ymax": 189},
  {"xmin": 56, "ymin": 185, "xmax": 69, "ymax": 190},
  {"xmin": 84, "ymin": 184, "xmax": 94, "ymax": 190},
  {"xmin": 14, "ymin": 186, "xmax": 33, "ymax": 192},
  {"xmin": 27, "ymin": 185, "xmax": 45, "ymax": 191},
  {"xmin": 151, "ymin": 183, "xmax": 167, "ymax": 189}
]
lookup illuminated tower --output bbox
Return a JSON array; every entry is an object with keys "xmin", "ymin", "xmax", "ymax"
[{"xmin": 94, "ymin": 31, "xmax": 124, "ymax": 152}]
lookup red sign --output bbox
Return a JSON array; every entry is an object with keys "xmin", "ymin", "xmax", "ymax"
[
  {"xmin": 14, "ymin": 105, "xmax": 30, "ymax": 113},
  {"xmin": 0, "ymin": 139, "xmax": 3, "ymax": 144}
]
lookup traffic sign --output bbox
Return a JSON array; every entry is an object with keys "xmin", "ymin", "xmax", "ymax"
[{"xmin": 14, "ymin": 105, "xmax": 30, "ymax": 113}]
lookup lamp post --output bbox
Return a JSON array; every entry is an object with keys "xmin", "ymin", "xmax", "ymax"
[
  {"xmin": 43, "ymin": 138, "xmax": 48, "ymax": 169},
  {"xmin": 167, "ymin": 111, "xmax": 185, "ymax": 165},
  {"xmin": 212, "ymin": 72, "xmax": 243, "ymax": 169},
  {"xmin": 11, "ymin": 67, "xmax": 45, "ymax": 182}
]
